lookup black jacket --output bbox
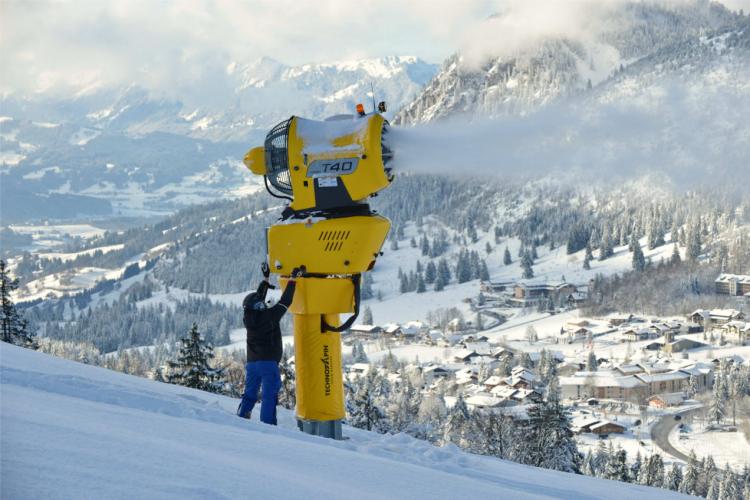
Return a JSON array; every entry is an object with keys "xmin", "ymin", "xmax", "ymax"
[{"xmin": 243, "ymin": 281, "xmax": 296, "ymax": 363}]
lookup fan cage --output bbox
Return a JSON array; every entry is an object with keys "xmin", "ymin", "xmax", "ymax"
[{"xmin": 264, "ymin": 117, "xmax": 294, "ymax": 195}]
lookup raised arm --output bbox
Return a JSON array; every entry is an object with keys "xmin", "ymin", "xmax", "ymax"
[{"xmin": 271, "ymin": 267, "xmax": 302, "ymax": 321}]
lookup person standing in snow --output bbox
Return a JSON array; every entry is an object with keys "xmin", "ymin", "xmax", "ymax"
[{"xmin": 237, "ymin": 263, "xmax": 302, "ymax": 425}]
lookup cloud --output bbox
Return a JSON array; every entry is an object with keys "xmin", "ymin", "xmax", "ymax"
[
  {"xmin": 0, "ymin": 0, "xmax": 746, "ymax": 96},
  {"xmin": 0, "ymin": 0, "xmax": 493, "ymax": 95}
]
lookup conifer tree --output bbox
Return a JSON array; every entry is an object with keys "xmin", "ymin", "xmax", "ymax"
[
  {"xmin": 167, "ymin": 323, "xmax": 224, "ymax": 393},
  {"xmin": 437, "ymin": 258, "xmax": 451, "ymax": 283},
  {"xmin": 347, "ymin": 371, "xmax": 386, "ymax": 432},
  {"xmin": 529, "ymin": 376, "xmax": 580, "ymax": 473},
  {"xmin": 443, "ymin": 394, "xmax": 471, "ymax": 447},
  {"xmin": 0, "ymin": 259, "xmax": 37, "ymax": 349},
  {"xmin": 586, "ymin": 350, "xmax": 597, "ymax": 372},
  {"xmin": 521, "ymin": 251, "xmax": 534, "ymax": 279},
  {"xmin": 362, "ymin": 306, "xmax": 374, "ymax": 325},
  {"xmin": 670, "ymin": 243, "xmax": 681, "ymax": 266},
  {"xmin": 632, "ymin": 237, "xmax": 646, "ymax": 272},
  {"xmin": 686, "ymin": 221, "xmax": 702, "ymax": 263},
  {"xmin": 706, "ymin": 475, "xmax": 720, "ymax": 500},
  {"xmin": 434, "ymin": 273, "xmax": 446, "ymax": 292},
  {"xmin": 416, "ymin": 273, "xmax": 426, "ymax": 293},
  {"xmin": 665, "ymin": 463, "xmax": 683, "ymax": 491},
  {"xmin": 718, "ymin": 466, "xmax": 738, "ymax": 500},
  {"xmin": 604, "ymin": 446, "xmax": 630, "ymax": 482},
  {"xmin": 679, "ymin": 451, "xmax": 700, "ymax": 495},
  {"xmin": 399, "ymin": 272, "xmax": 409, "ymax": 294},
  {"xmin": 278, "ymin": 349, "xmax": 296, "ymax": 409},
  {"xmin": 503, "ymin": 247, "xmax": 512, "ymax": 265},
  {"xmin": 424, "ymin": 260, "xmax": 437, "ymax": 284},
  {"xmin": 420, "ymin": 235, "xmax": 430, "ymax": 256},
  {"xmin": 479, "ymin": 260, "xmax": 490, "ymax": 281},
  {"xmin": 631, "ymin": 451, "xmax": 643, "ymax": 481},
  {"xmin": 708, "ymin": 373, "xmax": 727, "ymax": 424}
]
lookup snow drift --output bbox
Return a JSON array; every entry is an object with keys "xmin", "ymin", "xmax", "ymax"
[{"xmin": 0, "ymin": 343, "xmax": 691, "ymax": 499}]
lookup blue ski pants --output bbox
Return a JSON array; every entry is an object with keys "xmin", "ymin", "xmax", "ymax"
[{"xmin": 237, "ymin": 360, "xmax": 281, "ymax": 425}]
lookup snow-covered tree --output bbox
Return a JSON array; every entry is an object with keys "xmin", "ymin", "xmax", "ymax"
[
  {"xmin": 604, "ymin": 446, "xmax": 630, "ymax": 483},
  {"xmin": 521, "ymin": 251, "xmax": 534, "ymax": 279},
  {"xmin": 586, "ymin": 350, "xmax": 597, "ymax": 372},
  {"xmin": 167, "ymin": 323, "xmax": 224, "ymax": 393},
  {"xmin": 670, "ymin": 243, "xmax": 681, "ymax": 266},
  {"xmin": 718, "ymin": 466, "xmax": 739, "ymax": 500},
  {"xmin": 443, "ymin": 394, "xmax": 471, "ymax": 448},
  {"xmin": 708, "ymin": 371, "xmax": 727, "ymax": 424},
  {"xmin": 521, "ymin": 377, "xmax": 580, "ymax": 473},
  {"xmin": 638, "ymin": 454, "xmax": 664, "ymax": 487},
  {"xmin": 0, "ymin": 259, "xmax": 36, "ymax": 349},
  {"xmin": 665, "ymin": 463, "xmax": 683, "ymax": 491},
  {"xmin": 278, "ymin": 348, "xmax": 296, "ymax": 409},
  {"xmin": 630, "ymin": 451, "xmax": 643, "ymax": 482},
  {"xmin": 347, "ymin": 371, "xmax": 386, "ymax": 432},
  {"xmin": 679, "ymin": 451, "xmax": 700, "ymax": 495},
  {"xmin": 362, "ymin": 306, "xmax": 374, "ymax": 325},
  {"xmin": 632, "ymin": 237, "xmax": 646, "ymax": 272},
  {"xmin": 503, "ymin": 247, "xmax": 512, "ymax": 265},
  {"xmin": 525, "ymin": 325, "xmax": 539, "ymax": 344},
  {"xmin": 424, "ymin": 261, "xmax": 437, "ymax": 284}
]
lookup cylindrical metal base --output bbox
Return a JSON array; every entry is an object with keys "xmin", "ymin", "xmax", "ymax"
[{"xmin": 297, "ymin": 418, "xmax": 343, "ymax": 440}]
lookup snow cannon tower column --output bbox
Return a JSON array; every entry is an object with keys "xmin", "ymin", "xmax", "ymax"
[{"xmin": 243, "ymin": 110, "xmax": 394, "ymax": 439}]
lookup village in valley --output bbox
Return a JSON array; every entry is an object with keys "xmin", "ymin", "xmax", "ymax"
[{"xmin": 339, "ymin": 272, "xmax": 750, "ymax": 468}]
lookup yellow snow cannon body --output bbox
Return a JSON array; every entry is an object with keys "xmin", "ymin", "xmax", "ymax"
[{"xmin": 243, "ymin": 110, "xmax": 393, "ymax": 439}]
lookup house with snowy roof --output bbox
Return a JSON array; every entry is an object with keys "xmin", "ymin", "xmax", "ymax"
[
  {"xmin": 648, "ymin": 392, "xmax": 685, "ymax": 408},
  {"xmin": 720, "ymin": 321, "xmax": 749, "ymax": 344},
  {"xmin": 348, "ymin": 324, "xmax": 382, "ymax": 337},
  {"xmin": 635, "ymin": 371, "xmax": 690, "ymax": 395},
  {"xmin": 482, "ymin": 375, "xmax": 505, "ymax": 390},
  {"xmin": 620, "ymin": 327, "xmax": 653, "ymax": 342},
  {"xmin": 453, "ymin": 350, "xmax": 480, "ymax": 363},
  {"xmin": 559, "ymin": 371, "xmax": 647, "ymax": 401},
  {"xmin": 590, "ymin": 420, "xmax": 626, "ymax": 435},
  {"xmin": 715, "ymin": 273, "xmax": 750, "ymax": 296},
  {"xmin": 465, "ymin": 394, "xmax": 506, "ymax": 410},
  {"xmin": 510, "ymin": 279, "xmax": 577, "ymax": 306}
]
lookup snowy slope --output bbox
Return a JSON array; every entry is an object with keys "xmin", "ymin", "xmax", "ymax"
[{"xmin": 0, "ymin": 344, "xmax": 691, "ymax": 500}]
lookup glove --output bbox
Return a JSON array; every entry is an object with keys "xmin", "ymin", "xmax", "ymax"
[
  {"xmin": 261, "ymin": 262, "xmax": 270, "ymax": 279},
  {"xmin": 291, "ymin": 266, "xmax": 305, "ymax": 279}
]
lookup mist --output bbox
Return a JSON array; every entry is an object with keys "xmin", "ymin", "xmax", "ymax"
[{"xmin": 389, "ymin": 80, "xmax": 750, "ymax": 190}]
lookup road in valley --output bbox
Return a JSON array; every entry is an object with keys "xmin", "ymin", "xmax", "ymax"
[{"xmin": 650, "ymin": 407, "xmax": 702, "ymax": 462}]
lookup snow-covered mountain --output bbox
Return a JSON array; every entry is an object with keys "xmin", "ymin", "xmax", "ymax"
[
  {"xmin": 0, "ymin": 56, "xmax": 437, "ymax": 223},
  {"xmin": 395, "ymin": 0, "xmax": 742, "ymax": 124},
  {"xmin": 0, "ymin": 343, "xmax": 691, "ymax": 499},
  {"xmin": 2, "ymin": 55, "xmax": 436, "ymax": 143}
]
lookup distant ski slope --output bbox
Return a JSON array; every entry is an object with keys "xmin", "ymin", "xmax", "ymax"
[{"xmin": 0, "ymin": 344, "xmax": 690, "ymax": 499}]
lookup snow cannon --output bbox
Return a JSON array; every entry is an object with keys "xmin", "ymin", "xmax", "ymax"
[{"xmin": 243, "ymin": 108, "xmax": 393, "ymax": 439}]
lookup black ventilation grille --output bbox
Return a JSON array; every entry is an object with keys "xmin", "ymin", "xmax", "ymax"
[
  {"xmin": 319, "ymin": 230, "xmax": 351, "ymax": 252},
  {"xmin": 264, "ymin": 117, "xmax": 293, "ymax": 195}
]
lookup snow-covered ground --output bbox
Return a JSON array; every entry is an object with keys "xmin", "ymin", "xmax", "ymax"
[
  {"xmin": 670, "ymin": 422, "xmax": 750, "ymax": 469},
  {"xmin": 0, "ymin": 344, "xmax": 690, "ymax": 499},
  {"xmin": 7, "ymin": 223, "xmax": 107, "ymax": 252},
  {"xmin": 37, "ymin": 243, "xmax": 124, "ymax": 262}
]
